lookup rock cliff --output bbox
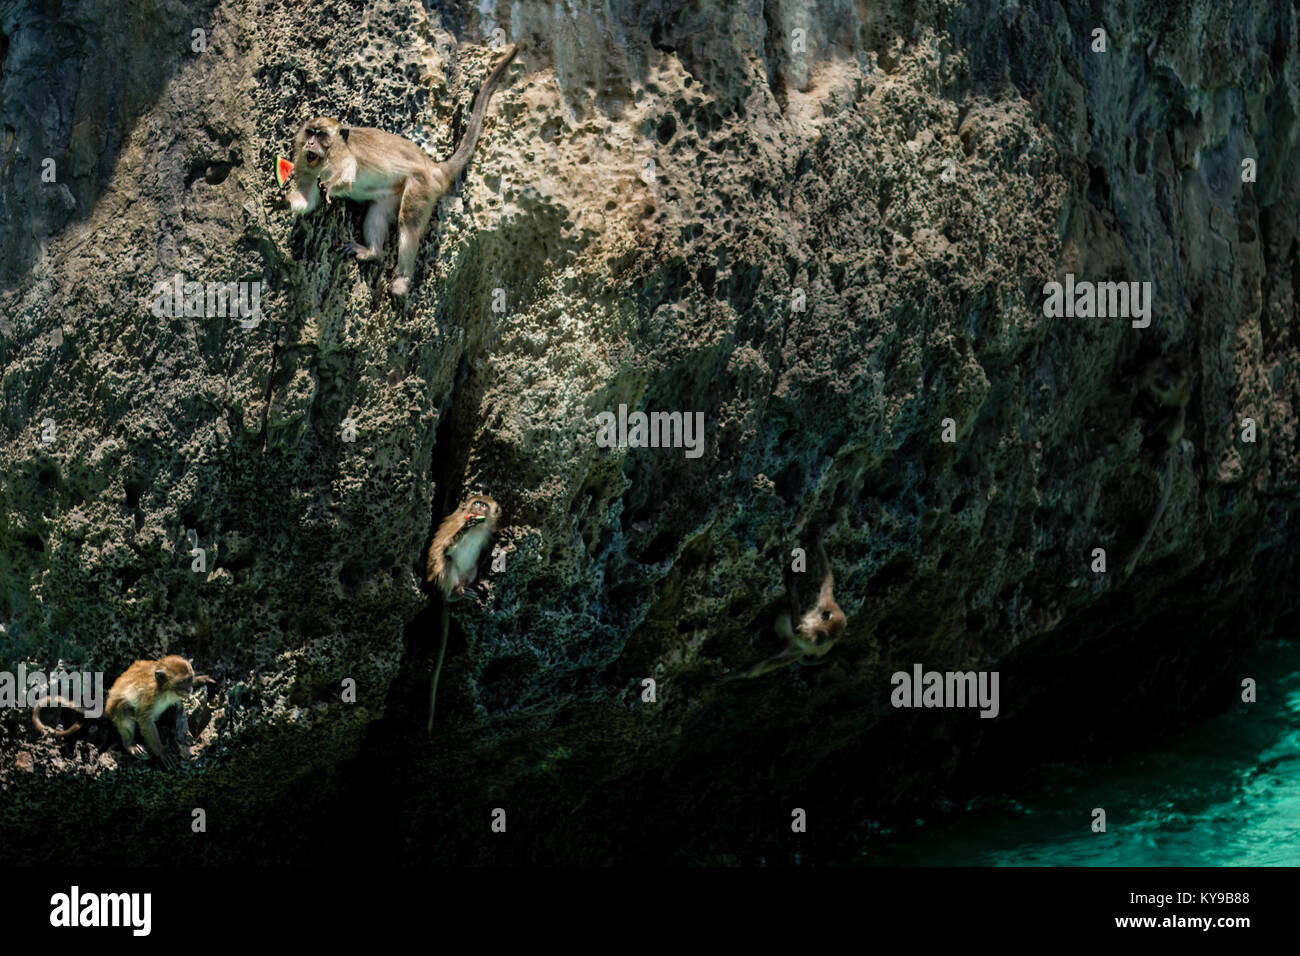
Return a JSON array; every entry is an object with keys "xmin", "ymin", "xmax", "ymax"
[{"xmin": 1, "ymin": 0, "xmax": 1297, "ymax": 862}]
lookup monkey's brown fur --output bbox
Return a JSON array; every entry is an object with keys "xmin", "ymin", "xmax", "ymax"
[
  {"xmin": 288, "ymin": 44, "xmax": 518, "ymax": 297},
  {"xmin": 33, "ymin": 656, "xmax": 214, "ymax": 767},
  {"xmin": 427, "ymin": 495, "xmax": 502, "ymax": 596},
  {"xmin": 425, "ymin": 495, "xmax": 501, "ymax": 732}
]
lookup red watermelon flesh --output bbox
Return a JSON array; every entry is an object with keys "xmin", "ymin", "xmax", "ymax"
[{"xmin": 276, "ymin": 156, "xmax": 294, "ymax": 188}]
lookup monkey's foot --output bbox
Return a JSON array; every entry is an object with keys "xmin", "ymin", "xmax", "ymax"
[
  {"xmin": 343, "ymin": 241, "xmax": 379, "ymax": 262},
  {"xmin": 390, "ymin": 276, "xmax": 410, "ymax": 297}
]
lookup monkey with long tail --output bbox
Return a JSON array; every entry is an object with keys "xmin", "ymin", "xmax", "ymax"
[{"xmin": 424, "ymin": 495, "xmax": 501, "ymax": 732}]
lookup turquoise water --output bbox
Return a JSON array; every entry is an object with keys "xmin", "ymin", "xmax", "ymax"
[{"xmin": 863, "ymin": 638, "xmax": 1300, "ymax": 865}]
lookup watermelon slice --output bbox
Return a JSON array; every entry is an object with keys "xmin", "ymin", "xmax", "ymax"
[{"xmin": 275, "ymin": 156, "xmax": 294, "ymax": 188}]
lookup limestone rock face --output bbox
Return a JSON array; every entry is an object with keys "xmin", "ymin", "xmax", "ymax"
[{"xmin": 1, "ymin": 0, "xmax": 1297, "ymax": 862}]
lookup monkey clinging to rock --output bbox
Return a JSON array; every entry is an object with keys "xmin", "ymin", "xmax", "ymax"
[
  {"xmin": 427, "ymin": 494, "xmax": 502, "ymax": 600},
  {"xmin": 424, "ymin": 494, "xmax": 502, "ymax": 733},
  {"xmin": 1124, "ymin": 352, "xmax": 1194, "ymax": 577},
  {"xmin": 727, "ymin": 533, "xmax": 847, "ymax": 681},
  {"xmin": 287, "ymin": 43, "xmax": 518, "ymax": 297},
  {"xmin": 33, "ymin": 655, "xmax": 215, "ymax": 768}
]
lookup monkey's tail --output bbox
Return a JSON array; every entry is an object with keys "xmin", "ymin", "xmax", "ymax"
[
  {"xmin": 427, "ymin": 604, "xmax": 450, "ymax": 734},
  {"xmin": 32, "ymin": 697, "xmax": 87, "ymax": 738},
  {"xmin": 1124, "ymin": 448, "xmax": 1178, "ymax": 577},
  {"xmin": 437, "ymin": 44, "xmax": 518, "ymax": 182}
]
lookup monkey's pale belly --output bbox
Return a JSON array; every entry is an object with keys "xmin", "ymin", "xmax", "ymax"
[
  {"xmin": 328, "ymin": 174, "xmax": 407, "ymax": 203},
  {"xmin": 449, "ymin": 526, "xmax": 492, "ymax": 577}
]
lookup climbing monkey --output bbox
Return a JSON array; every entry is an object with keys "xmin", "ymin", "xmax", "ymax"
[
  {"xmin": 1124, "ymin": 353, "xmax": 1193, "ymax": 576},
  {"xmin": 33, "ymin": 656, "xmax": 215, "ymax": 767},
  {"xmin": 288, "ymin": 44, "xmax": 518, "ymax": 296},
  {"xmin": 424, "ymin": 494, "xmax": 501, "ymax": 732},
  {"xmin": 728, "ymin": 532, "xmax": 847, "ymax": 680}
]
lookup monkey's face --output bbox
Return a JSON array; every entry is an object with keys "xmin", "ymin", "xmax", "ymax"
[
  {"xmin": 798, "ymin": 603, "xmax": 846, "ymax": 650},
  {"xmin": 157, "ymin": 655, "xmax": 196, "ymax": 694},
  {"xmin": 814, "ymin": 606, "xmax": 847, "ymax": 642},
  {"xmin": 296, "ymin": 118, "xmax": 341, "ymax": 168},
  {"xmin": 462, "ymin": 496, "xmax": 501, "ymax": 526},
  {"xmin": 821, "ymin": 605, "xmax": 847, "ymax": 639}
]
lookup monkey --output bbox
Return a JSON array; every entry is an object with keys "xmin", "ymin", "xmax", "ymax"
[
  {"xmin": 33, "ymin": 657, "xmax": 215, "ymax": 768},
  {"xmin": 727, "ymin": 534, "xmax": 847, "ymax": 680},
  {"xmin": 424, "ymin": 494, "xmax": 501, "ymax": 732},
  {"xmin": 1138, "ymin": 353, "xmax": 1192, "ymax": 447},
  {"xmin": 427, "ymin": 494, "xmax": 502, "ymax": 597},
  {"xmin": 1124, "ymin": 354, "xmax": 1193, "ymax": 577},
  {"xmin": 32, "ymin": 659, "xmax": 216, "ymax": 764},
  {"xmin": 287, "ymin": 43, "xmax": 518, "ymax": 297}
]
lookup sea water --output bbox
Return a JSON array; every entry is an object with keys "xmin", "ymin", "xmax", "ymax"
[{"xmin": 862, "ymin": 638, "xmax": 1300, "ymax": 866}]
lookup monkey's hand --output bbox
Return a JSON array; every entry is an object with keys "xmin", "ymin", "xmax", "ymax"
[
  {"xmin": 128, "ymin": 743, "xmax": 150, "ymax": 761},
  {"xmin": 320, "ymin": 156, "xmax": 357, "ymax": 200},
  {"xmin": 321, "ymin": 173, "xmax": 355, "ymax": 198}
]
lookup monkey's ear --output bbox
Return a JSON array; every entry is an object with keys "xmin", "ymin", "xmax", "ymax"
[
  {"xmin": 154, "ymin": 669, "xmax": 167, "ymax": 685},
  {"xmin": 338, "ymin": 127, "xmax": 350, "ymax": 143}
]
